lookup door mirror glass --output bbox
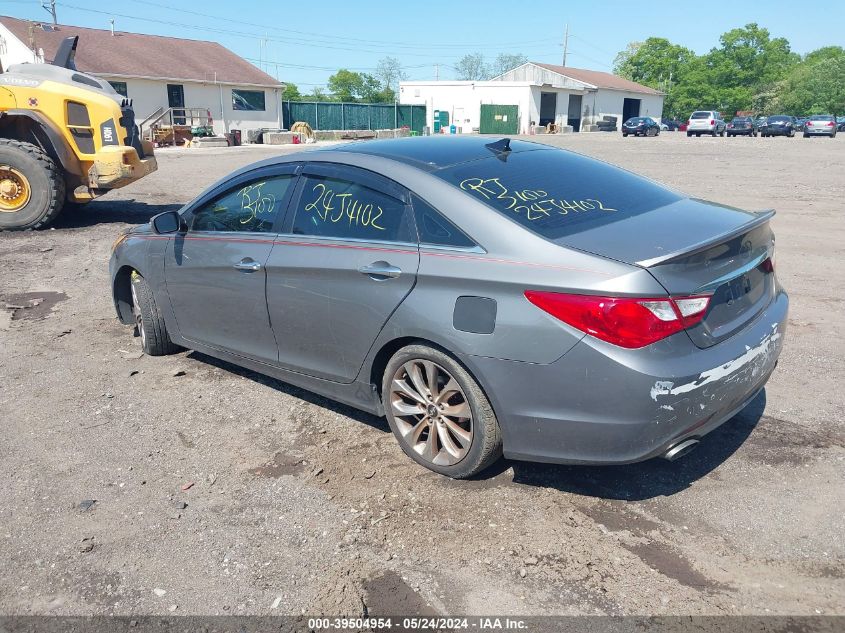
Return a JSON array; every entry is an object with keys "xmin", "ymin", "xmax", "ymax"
[{"xmin": 151, "ymin": 210, "xmax": 184, "ymax": 234}]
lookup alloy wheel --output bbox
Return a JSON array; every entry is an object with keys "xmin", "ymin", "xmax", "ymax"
[{"xmin": 389, "ymin": 360, "xmax": 473, "ymax": 466}]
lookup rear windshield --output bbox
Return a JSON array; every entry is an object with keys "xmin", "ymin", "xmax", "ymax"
[
  {"xmin": 768, "ymin": 116, "xmax": 790, "ymax": 122},
  {"xmin": 626, "ymin": 117, "xmax": 646, "ymax": 123},
  {"xmin": 435, "ymin": 149, "xmax": 682, "ymax": 240},
  {"xmin": 809, "ymin": 115, "xmax": 834, "ymax": 121},
  {"xmin": 731, "ymin": 117, "xmax": 749, "ymax": 123},
  {"xmin": 690, "ymin": 112, "xmax": 711, "ymax": 119}
]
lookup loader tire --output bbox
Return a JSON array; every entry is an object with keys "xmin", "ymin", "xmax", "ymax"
[{"xmin": 0, "ymin": 139, "xmax": 65, "ymax": 230}]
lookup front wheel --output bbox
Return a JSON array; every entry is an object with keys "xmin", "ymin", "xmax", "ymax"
[
  {"xmin": 622, "ymin": 133, "xmax": 628, "ymax": 137},
  {"xmin": 130, "ymin": 272, "xmax": 181, "ymax": 356},
  {"xmin": 0, "ymin": 139, "xmax": 65, "ymax": 230},
  {"xmin": 788, "ymin": 129, "xmax": 795, "ymax": 138},
  {"xmin": 383, "ymin": 344, "xmax": 502, "ymax": 479}
]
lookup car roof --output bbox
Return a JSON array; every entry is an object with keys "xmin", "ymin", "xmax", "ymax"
[{"xmin": 320, "ymin": 136, "xmax": 551, "ymax": 172}]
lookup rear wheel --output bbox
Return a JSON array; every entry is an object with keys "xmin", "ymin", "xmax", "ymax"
[
  {"xmin": 686, "ymin": 131, "xmax": 692, "ymax": 137},
  {"xmin": 0, "ymin": 139, "xmax": 65, "ymax": 230},
  {"xmin": 383, "ymin": 344, "xmax": 502, "ymax": 479},
  {"xmin": 130, "ymin": 272, "xmax": 181, "ymax": 356}
]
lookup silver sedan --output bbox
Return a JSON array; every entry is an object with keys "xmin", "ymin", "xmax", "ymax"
[{"xmin": 109, "ymin": 137, "xmax": 787, "ymax": 478}]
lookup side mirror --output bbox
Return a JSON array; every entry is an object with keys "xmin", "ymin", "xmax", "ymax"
[{"xmin": 151, "ymin": 210, "xmax": 185, "ymax": 235}]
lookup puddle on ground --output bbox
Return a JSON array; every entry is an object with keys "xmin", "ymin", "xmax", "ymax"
[
  {"xmin": 2, "ymin": 291, "xmax": 67, "ymax": 321},
  {"xmin": 624, "ymin": 541, "xmax": 725, "ymax": 591},
  {"xmin": 579, "ymin": 501, "xmax": 662, "ymax": 536}
]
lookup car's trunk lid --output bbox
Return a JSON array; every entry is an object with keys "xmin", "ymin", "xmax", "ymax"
[{"xmin": 552, "ymin": 198, "xmax": 776, "ymax": 348}]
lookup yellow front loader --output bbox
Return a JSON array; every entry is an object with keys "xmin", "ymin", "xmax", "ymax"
[{"xmin": 0, "ymin": 36, "xmax": 157, "ymax": 230}]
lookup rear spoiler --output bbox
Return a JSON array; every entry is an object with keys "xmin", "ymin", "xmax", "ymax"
[{"xmin": 637, "ymin": 208, "xmax": 775, "ymax": 268}]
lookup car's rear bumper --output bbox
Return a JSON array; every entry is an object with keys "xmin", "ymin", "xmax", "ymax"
[
  {"xmin": 467, "ymin": 287, "xmax": 788, "ymax": 465},
  {"xmin": 805, "ymin": 128, "xmax": 835, "ymax": 135},
  {"xmin": 763, "ymin": 128, "xmax": 791, "ymax": 136},
  {"xmin": 728, "ymin": 129, "xmax": 753, "ymax": 134}
]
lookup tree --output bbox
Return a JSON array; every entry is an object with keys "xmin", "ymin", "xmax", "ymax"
[
  {"xmin": 282, "ymin": 82, "xmax": 302, "ymax": 101},
  {"xmin": 328, "ymin": 69, "xmax": 364, "ymax": 102},
  {"xmin": 613, "ymin": 42, "xmax": 642, "ymax": 78},
  {"xmin": 772, "ymin": 48, "xmax": 845, "ymax": 115},
  {"xmin": 613, "ymin": 37, "xmax": 695, "ymax": 89},
  {"xmin": 455, "ymin": 53, "xmax": 489, "ymax": 80},
  {"xmin": 301, "ymin": 87, "xmax": 331, "ymax": 102},
  {"xmin": 375, "ymin": 57, "xmax": 406, "ymax": 95},
  {"xmin": 490, "ymin": 53, "xmax": 528, "ymax": 77}
]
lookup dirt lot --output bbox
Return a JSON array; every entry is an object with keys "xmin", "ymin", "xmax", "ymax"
[{"xmin": 1, "ymin": 132, "xmax": 843, "ymax": 618}]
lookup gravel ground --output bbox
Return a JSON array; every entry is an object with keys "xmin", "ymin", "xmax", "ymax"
[{"xmin": 0, "ymin": 133, "xmax": 843, "ymax": 618}]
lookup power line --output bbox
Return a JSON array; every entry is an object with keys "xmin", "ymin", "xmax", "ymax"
[{"xmin": 127, "ymin": 0, "xmax": 559, "ymax": 49}]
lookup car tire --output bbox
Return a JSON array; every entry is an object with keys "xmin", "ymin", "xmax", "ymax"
[
  {"xmin": 788, "ymin": 129, "xmax": 795, "ymax": 138},
  {"xmin": 382, "ymin": 344, "xmax": 503, "ymax": 479},
  {"xmin": 622, "ymin": 133, "xmax": 628, "ymax": 137},
  {"xmin": 0, "ymin": 139, "xmax": 65, "ymax": 231},
  {"xmin": 686, "ymin": 131, "xmax": 692, "ymax": 137},
  {"xmin": 130, "ymin": 271, "xmax": 181, "ymax": 356}
]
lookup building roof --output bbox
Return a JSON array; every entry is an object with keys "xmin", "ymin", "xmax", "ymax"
[
  {"xmin": 0, "ymin": 15, "xmax": 282, "ymax": 87},
  {"xmin": 531, "ymin": 63, "xmax": 662, "ymax": 95}
]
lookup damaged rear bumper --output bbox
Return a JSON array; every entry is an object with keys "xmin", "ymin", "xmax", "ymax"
[{"xmin": 465, "ymin": 287, "xmax": 788, "ymax": 465}]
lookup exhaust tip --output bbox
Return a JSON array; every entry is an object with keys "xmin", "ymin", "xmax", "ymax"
[{"xmin": 663, "ymin": 439, "xmax": 699, "ymax": 462}]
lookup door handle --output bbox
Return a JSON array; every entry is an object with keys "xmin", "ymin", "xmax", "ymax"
[
  {"xmin": 233, "ymin": 258, "xmax": 261, "ymax": 272},
  {"xmin": 358, "ymin": 261, "xmax": 401, "ymax": 280}
]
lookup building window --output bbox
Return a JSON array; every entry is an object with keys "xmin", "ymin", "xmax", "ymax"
[
  {"xmin": 109, "ymin": 81, "xmax": 128, "ymax": 97},
  {"xmin": 232, "ymin": 89, "xmax": 265, "ymax": 111}
]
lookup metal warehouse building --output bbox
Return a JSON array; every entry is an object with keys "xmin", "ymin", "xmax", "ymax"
[{"xmin": 399, "ymin": 62, "xmax": 664, "ymax": 134}]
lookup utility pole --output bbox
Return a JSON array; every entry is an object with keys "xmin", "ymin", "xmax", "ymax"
[
  {"xmin": 562, "ymin": 23, "xmax": 569, "ymax": 67},
  {"xmin": 41, "ymin": 0, "xmax": 57, "ymax": 24}
]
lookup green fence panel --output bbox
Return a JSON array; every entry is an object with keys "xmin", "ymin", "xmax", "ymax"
[
  {"xmin": 479, "ymin": 104, "xmax": 519, "ymax": 134},
  {"xmin": 284, "ymin": 101, "xmax": 426, "ymax": 132}
]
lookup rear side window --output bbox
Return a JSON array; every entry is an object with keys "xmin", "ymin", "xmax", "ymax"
[
  {"xmin": 191, "ymin": 175, "xmax": 293, "ymax": 233},
  {"xmin": 411, "ymin": 194, "xmax": 475, "ymax": 248},
  {"xmin": 435, "ymin": 149, "xmax": 682, "ymax": 240},
  {"xmin": 291, "ymin": 174, "xmax": 414, "ymax": 242}
]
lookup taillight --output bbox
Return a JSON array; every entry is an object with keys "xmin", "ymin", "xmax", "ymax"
[
  {"xmin": 524, "ymin": 291, "xmax": 711, "ymax": 349},
  {"xmin": 710, "ymin": 119, "xmax": 715, "ymax": 125},
  {"xmin": 827, "ymin": 121, "xmax": 835, "ymax": 127}
]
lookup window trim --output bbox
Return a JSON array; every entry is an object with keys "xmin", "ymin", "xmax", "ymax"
[
  {"xmin": 182, "ymin": 164, "xmax": 300, "ymax": 235},
  {"xmin": 281, "ymin": 163, "xmax": 415, "ymax": 245}
]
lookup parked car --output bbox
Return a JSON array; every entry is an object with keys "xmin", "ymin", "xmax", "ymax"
[
  {"xmin": 803, "ymin": 115, "xmax": 838, "ymax": 138},
  {"xmin": 837, "ymin": 116, "xmax": 845, "ymax": 131},
  {"xmin": 795, "ymin": 117, "xmax": 807, "ymax": 131},
  {"xmin": 622, "ymin": 117, "xmax": 661, "ymax": 137},
  {"xmin": 686, "ymin": 110, "xmax": 726, "ymax": 137},
  {"xmin": 661, "ymin": 119, "xmax": 682, "ymax": 131},
  {"xmin": 761, "ymin": 115, "xmax": 798, "ymax": 137},
  {"xmin": 727, "ymin": 116, "xmax": 757, "ymax": 137},
  {"xmin": 755, "ymin": 116, "xmax": 768, "ymax": 130},
  {"xmin": 678, "ymin": 121, "xmax": 688, "ymax": 132},
  {"xmin": 110, "ymin": 137, "xmax": 787, "ymax": 479}
]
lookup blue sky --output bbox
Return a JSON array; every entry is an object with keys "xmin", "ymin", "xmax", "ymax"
[{"xmin": 4, "ymin": 0, "xmax": 844, "ymax": 89}]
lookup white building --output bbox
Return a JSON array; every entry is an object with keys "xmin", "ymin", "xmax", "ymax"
[
  {"xmin": 400, "ymin": 62, "xmax": 664, "ymax": 134},
  {"xmin": 0, "ymin": 15, "xmax": 284, "ymax": 135}
]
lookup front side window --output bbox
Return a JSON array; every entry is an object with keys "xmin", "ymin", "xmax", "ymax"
[
  {"xmin": 191, "ymin": 175, "xmax": 293, "ymax": 233},
  {"xmin": 232, "ymin": 89, "xmax": 266, "ymax": 111},
  {"xmin": 292, "ymin": 174, "xmax": 414, "ymax": 243}
]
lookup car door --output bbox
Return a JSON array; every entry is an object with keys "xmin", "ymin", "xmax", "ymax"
[
  {"xmin": 163, "ymin": 165, "xmax": 298, "ymax": 363},
  {"xmin": 266, "ymin": 162, "xmax": 420, "ymax": 382}
]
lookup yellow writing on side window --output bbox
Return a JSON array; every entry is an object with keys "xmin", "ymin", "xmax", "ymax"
[
  {"xmin": 459, "ymin": 177, "xmax": 617, "ymax": 220},
  {"xmin": 238, "ymin": 182, "xmax": 276, "ymax": 225},
  {"xmin": 304, "ymin": 182, "xmax": 386, "ymax": 231}
]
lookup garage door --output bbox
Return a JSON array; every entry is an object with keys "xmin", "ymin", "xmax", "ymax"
[{"xmin": 480, "ymin": 104, "xmax": 519, "ymax": 134}]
